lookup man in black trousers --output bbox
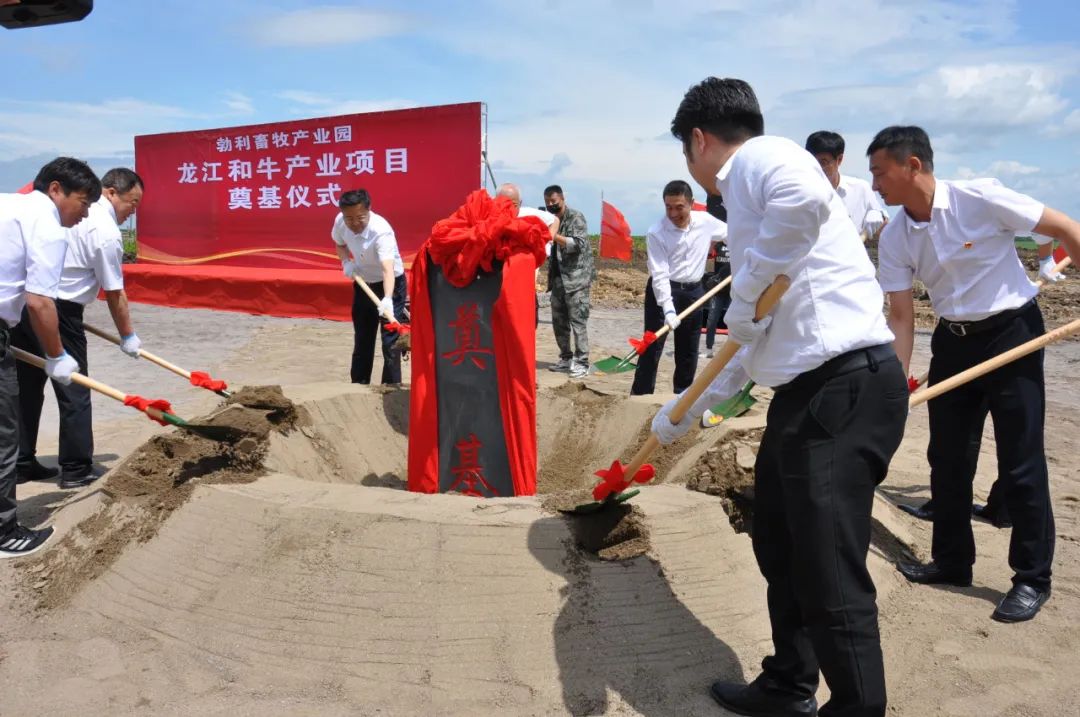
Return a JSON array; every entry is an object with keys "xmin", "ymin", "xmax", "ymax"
[
  {"xmin": 872, "ymin": 125, "xmax": 1080, "ymax": 622},
  {"xmin": 630, "ymin": 180, "xmax": 727, "ymax": 395},
  {"xmin": 654, "ymin": 78, "xmax": 908, "ymax": 717}
]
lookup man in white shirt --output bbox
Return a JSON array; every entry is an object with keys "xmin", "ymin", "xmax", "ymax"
[
  {"xmin": 871, "ymin": 125, "xmax": 1080, "ymax": 623},
  {"xmin": 806, "ymin": 131, "xmax": 888, "ymax": 241},
  {"xmin": 332, "ymin": 189, "xmax": 407, "ymax": 385},
  {"xmin": 12, "ymin": 168, "xmax": 143, "ymax": 490},
  {"xmin": 1, "ymin": 157, "xmax": 99, "ymax": 558},
  {"xmin": 630, "ymin": 180, "xmax": 727, "ymax": 395},
  {"xmin": 654, "ymin": 78, "xmax": 907, "ymax": 717}
]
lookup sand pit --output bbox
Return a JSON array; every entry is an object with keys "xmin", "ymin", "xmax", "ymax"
[{"xmin": 1, "ymin": 374, "xmax": 1030, "ymax": 715}]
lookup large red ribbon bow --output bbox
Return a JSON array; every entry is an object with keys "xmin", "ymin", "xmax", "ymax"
[
  {"xmin": 189, "ymin": 371, "xmax": 228, "ymax": 392},
  {"xmin": 628, "ymin": 330, "xmax": 658, "ymax": 356},
  {"xmin": 384, "ymin": 321, "xmax": 411, "ymax": 335},
  {"xmin": 591, "ymin": 459, "xmax": 656, "ymax": 502},
  {"xmin": 123, "ymin": 394, "xmax": 175, "ymax": 425}
]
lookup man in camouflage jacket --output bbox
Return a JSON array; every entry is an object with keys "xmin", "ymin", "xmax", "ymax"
[{"xmin": 543, "ymin": 185, "xmax": 594, "ymax": 378}]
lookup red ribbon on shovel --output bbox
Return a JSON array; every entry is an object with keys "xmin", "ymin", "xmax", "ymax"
[
  {"xmin": 123, "ymin": 395, "xmax": 175, "ymax": 425},
  {"xmin": 190, "ymin": 371, "xmax": 228, "ymax": 392},
  {"xmin": 592, "ymin": 459, "xmax": 656, "ymax": 502},
  {"xmin": 628, "ymin": 330, "xmax": 658, "ymax": 356}
]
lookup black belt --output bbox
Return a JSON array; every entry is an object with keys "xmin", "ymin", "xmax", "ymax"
[
  {"xmin": 669, "ymin": 279, "xmax": 702, "ymax": 290},
  {"xmin": 939, "ymin": 299, "xmax": 1035, "ymax": 338},
  {"xmin": 775, "ymin": 343, "xmax": 897, "ymax": 394}
]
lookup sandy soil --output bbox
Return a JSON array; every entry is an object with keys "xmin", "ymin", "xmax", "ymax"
[{"xmin": 0, "ymin": 260, "xmax": 1077, "ymax": 716}]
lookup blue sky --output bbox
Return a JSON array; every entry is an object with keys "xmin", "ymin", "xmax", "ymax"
[{"xmin": 3, "ymin": 0, "xmax": 1080, "ymax": 234}]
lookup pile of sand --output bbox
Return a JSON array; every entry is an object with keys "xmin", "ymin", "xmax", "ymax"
[{"xmin": 20, "ymin": 386, "xmax": 303, "ymax": 610}]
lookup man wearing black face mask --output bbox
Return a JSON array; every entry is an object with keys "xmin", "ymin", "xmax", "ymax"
[{"xmin": 543, "ymin": 185, "xmax": 593, "ymax": 379}]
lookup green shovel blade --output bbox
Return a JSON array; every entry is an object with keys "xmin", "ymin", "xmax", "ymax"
[
  {"xmin": 701, "ymin": 381, "xmax": 757, "ymax": 428},
  {"xmin": 591, "ymin": 354, "xmax": 637, "ymax": 374}
]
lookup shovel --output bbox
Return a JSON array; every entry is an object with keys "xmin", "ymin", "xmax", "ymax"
[
  {"xmin": 353, "ymin": 274, "xmax": 411, "ymax": 352},
  {"xmin": 908, "ymin": 255, "xmax": 1072, "ymax": 394},
  {"xmin": 11, "ymin": 347, "xmax": 248, "ymax": 443},
  {"xmin": 83, "ymin": 323, "xmax": 231, "ymax": 397},
  {"xmin": 592, "ymin": 274, "xmax": 733, "ymax": 375},
  {"xmin": 909, "ymin": 317, "xmax": 1079, "ymax": 409},
  {"xmin": 566, "ymin": 275, "xmax": 791, "ymax": 514},
  {"xmin": 700, "ymin": 380, "xmax": 757, "ymax": 427}
]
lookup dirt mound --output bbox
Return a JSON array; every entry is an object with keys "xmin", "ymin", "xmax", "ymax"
[
  {"xmin": 20, "ymin": 385, "xmax": 300, "ymax": 610},
  {"xmin": 685, "ymin": 427, "xmax": 763, "ymax": 533}
]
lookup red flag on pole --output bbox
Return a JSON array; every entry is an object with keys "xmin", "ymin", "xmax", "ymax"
[
  {"xmin": 1053, "ymin": 242, "xmax": 1068, "ymax": 264},
  {"xmin": 692, "ymin": 201, "xmax": 706, "ymax": 211},
  {"xmin": 16, "ymin": 182, "xmax": 32, "ymax": 194},
  {"xmin": 600, "ymin": 200, "xmax": 632, "ymax": 261}
]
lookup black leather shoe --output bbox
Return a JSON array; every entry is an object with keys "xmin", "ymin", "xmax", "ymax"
[
  {"xmin": 710, "ymin": 680, "xmax": 817, "ymax": 717},
  {"xmin": 992, "ymin": 583, "xmax": 1049, "ymax": 623},
  {"xmin": 897, "ymin": 500, "xmax": 933, "ymax": 521},
  {"xmin": 972, "ymin": 503, "xmax": 1012, "ymax": 528},
  {"xmin": 16, "ymin": 460, "xmax": 59, "ymax": 484},
  {"xmin": 897, "ymin": 560, "xmax": 972, "ymax": 586},
  {"xmin": 58, "ymin": 471, "xmax": 99, "ymax": 490}
]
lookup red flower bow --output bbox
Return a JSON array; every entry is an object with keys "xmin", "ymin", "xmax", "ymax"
[
  {"xmin": 628, "ymin": 330, "xmax": 658, "ymax": 356},
  {"xmin": 189, "ymin": 371, "xmax": 228, "ymax": 392},
  {"xmin": 591, "ymin": 459, "xmax": 656, "ymax": 502},
  {"xmin": 907, "ymin": 375, "xmax": 921, "ymax": 393},
  {"xmin": 123, "ymin": 394, "xmax": 175, "ymax": 425}
]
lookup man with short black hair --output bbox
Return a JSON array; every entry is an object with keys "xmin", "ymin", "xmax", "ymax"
[
  {"xmin": 631, "ymin": 180, "xmax": 726, "ymax": 395},
  {"xmin": 13, "ymin": 167, "xmax": 145, "ymax": 490},
  {"xmin": 1, "ymin": 156, "xmax": 100, "ymax": 558},
  {"xmin": 332, "ymin": 189, "xmax": 406, "ymax": 385},
  {"xmin": 870, "ymin": 125, "xmax": 1080, "ymax": 623},
  {"xmin": 656, "ymin": 78, "xmax": 907, "ymax": 717},
  {"xmin": 806, "ymin": 130, "xmax": 887, "ymax": 240},
  {"xmin": 543, "ymin": 185, "xmax": 593, "ymax": 378}
]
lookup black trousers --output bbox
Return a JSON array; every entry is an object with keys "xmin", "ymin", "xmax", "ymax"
[
  {"xmin": 0, "ymin": 325, "xmax": 19, "ymax": 535},
  {"xmin": 704, "ymin": 262, "xmax": 731, "ymax": 351},
  {"xmin": 11, "ymin": 301, "xmax": 94, "ymax": 477},
  {"xmin": 753, "ymin": 344, "xmax": 907, "ymax": 717},
  {"xmin": 351, "ymin": 274, "xmax": 407, "ymax": 385},
  {"xmin": 630, "ymin": 278, "xmax": 703, "ymax": 395},
  {"xmin": 927, "ymin": 300, "xmax": 1053, "ymax": 589}
]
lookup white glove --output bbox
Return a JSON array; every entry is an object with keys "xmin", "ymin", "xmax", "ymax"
[
  {"xmin": 45, "ymin": 351, "xmax": 79, "ymax": 386},
  {"xmin": 379, "ymin": 296, "xmax": 396, "ymax": 320},
  {"xmin": 664, "ymin": 311, "xmax": 681, "ymax": 331},
  {"xmin": 120, "ymin": 333, "xmax": 141, "ymax": 358},
  {"xmin": 343, "ymin": 260, "xmax": 358, "ymax": 277},
  {"xmin": 1039, "ymin": 256, "xmax": 1064, "ymax": 283},
  {"xmin": 724, "ymin": 294, "xmax": 772, "ymax": 345},
  {"xmin": 651, "ymin": 346, "xmax": 751, "ymax": 444}
]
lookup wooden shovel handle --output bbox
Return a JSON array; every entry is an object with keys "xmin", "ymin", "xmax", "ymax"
[
  {"xmin": 910, "ymin": 318, "xmax": 1080, "ymax": 408},
  {"xmin": 11, "ymin": 346, "xmax": 126, "ymax": 402},
  {"xmin": 649, "ymin": 274, "xmax": 733, "ymax": 343},
  {"xmin": 353, "ymin": 275, "xmax": 394, "ymax": 321},
  {"xmin": 622, "ymin": 275, "xmax": 791, "ymax": 480},
  {"xmin": 910, "ymin": 256, "xmax": 1073, "ymax": 393},
  {"xmin": 83, "ymin": 323, "xmax": 192, "ymax": 381}
]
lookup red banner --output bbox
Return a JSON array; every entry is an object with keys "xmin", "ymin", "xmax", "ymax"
[
  {"xmin": 599, "ymin": 200, "xmax": 632, "ymax": 261},
  {"xmin": 134, "ymin": 103, "xmax": 481, "ymax": 269}
]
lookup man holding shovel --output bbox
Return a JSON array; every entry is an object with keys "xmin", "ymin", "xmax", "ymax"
[
  {"xmin": 1, "ymin": 157, "xmax": 99, "ymax": 558},
  {"xmin": 630, "ymin": 180, "xmax": 727, "ymax": 395},
  {"xmin": 654, "ymin": 77, "xmax": 908, "ymax": 717},
  {"xmin": 332, "ymin": 189, "xmax": 406, "ymax": 385},
  {"xmin": 871, "ymin": 125, "xmax": 1080, "ymax": 623},
  {"xmin": 13, "ymin": 167, "xmax": 144, "ymax": 489}
]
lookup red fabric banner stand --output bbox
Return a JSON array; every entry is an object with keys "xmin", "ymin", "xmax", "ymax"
[{"xmin": 408, "ymin": 190, "xmax": 547, "ymax": 497}]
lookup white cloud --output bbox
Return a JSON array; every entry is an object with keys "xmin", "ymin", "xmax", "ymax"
[
  {"xmin": 249, "ymin": 7, "xmax": 413, "ymax": 47},
  {"xmin": 273, "ymin": 90, "xmax": 417, "ymax": 118},
  {"xmin": 222, "ymin": 91, "xmax": 254, "ymax": 115},
  {"xmin": 913, "ymin": 64, "xmax": 1069, "ymax": 130}
]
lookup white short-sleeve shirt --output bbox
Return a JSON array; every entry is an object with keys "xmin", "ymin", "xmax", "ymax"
[
  {"xmin": 58, "ymin": 196, "xmax": 125, "ymax": 305},
  {"xmin": 0, "ymin": 191, "xmax": 68, "ymax": 327},
  {"xmin": 645, "ymin": 211, "xmax": 727, "ymax": 309},
  {"xmin": 715, "ymin": 136, "xmax": 895, "ymax": 387},
  {"xmin": 837, "ymin": 175, "xmax": 887, "ymax": 235},
  {"xmin": 876, "ymin": 178, "xmax": 1046, "ymax": 322},
  {"xmin": 331, "ymin": 210, "xmax": 405, "ymax": 283}
]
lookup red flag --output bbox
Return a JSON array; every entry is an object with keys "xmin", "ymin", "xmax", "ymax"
[
  {"xmin": 600, "ymin": 200, "xmax": 632, "ymax": 261},
  {"xmin": 692, "ymin": 201, "xmax": 707, "ymax": 211},
  {"xmin": 16, "ymin": 182, "xmax": 32, "ymax": 194},
  {"xmin": 1053, "ymin": 243, "xmax": 1068, "ymax": 264}
]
